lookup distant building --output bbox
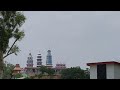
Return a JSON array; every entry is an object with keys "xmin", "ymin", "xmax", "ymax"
[
  {"xmin": 25, "ymin": 53, "xmax": 40, "ymax": 76},
  {"xmin": 13, "ymin": 64, "xmax": 22, "ymax": 75},
  {"xmin": 20, "ymin": 68, "xmax": 25, "ymax": 74},
  {"xmin": 46, "ymin": 50, "xmax": 52, "ymax": 68},
  {"xmin": 26, "ymin": 53, "xmax": 33, "ymax": 67},
  {"xmin": 24, "ymin": 50, "xmax": 67, "ymax": 77},
  {"xmin": 55, "ymin": 64, "xmax": 66, "ymax": 69},
  {"xmin": 54, "ymin": 63, "xmax": 66, "ymax": 74},
  {"xmin": 37, "ymin": 53, "xmax": 42, "ymax": 67}
]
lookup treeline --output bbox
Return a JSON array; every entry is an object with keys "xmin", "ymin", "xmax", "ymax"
[
  {"xmin": 3, "ymin": 63, "xmax": 90, "ymax": 79},
  {"xmin": 60, "ymin": 67, "xmax": 90, "ymax": 79},
  {"xmin": 28, "ymin": 66, "xmax": 90, "ymax": 79}
]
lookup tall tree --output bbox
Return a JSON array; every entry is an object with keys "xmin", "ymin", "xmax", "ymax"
[{"xmin": 0, "ymin": 11, "xmax": 26, "ymax": 78}]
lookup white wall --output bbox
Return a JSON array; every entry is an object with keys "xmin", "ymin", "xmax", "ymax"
[
  {"xmin": 90, "ymin": 65, "xmax": 97, "ymax": 79},
  {"xmin": 106, "ymin": 64, "xmax": 114, "ymax": 79},
  {"xmin": 114, "ymin": 64, "xmax": 120, "ymax": 79},
  {"xmin": 90, "ymin": 63, "xmax": 120, "ymax": 79}
]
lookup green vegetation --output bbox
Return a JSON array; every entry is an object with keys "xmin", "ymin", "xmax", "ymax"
[
  {"xmin": 39, "ymin": 66, "xmax": 48, "ymax": 74},
  {"xmin": 46, "ymin": 68, "xmax": 55, "ymax": 79},
  {"xmin": 24, "ymin": 77, "xmax": 30, "ymax": 79},
  {"xmin": 14, "ymin": 73, "xmax": 22, "ymax": 78},
  {"xmin": 60, "ymin": 67, "xmax": 90, "ymax": 79},
  {"xmin": 39, "ymin": 66, "xmax": 55, "ymax": 75},
  {"xmin": 3, "ymin": 63, "xmax": 15, "ymax": 79},
  {"xmin": 35, "ymin": 66, "xmax": 55, "ymax": 79},
  {"xmin": 0, "ymin": 11, "xmax": 26, "ymax": 78},
  {"xmin": 38, "ymin": 74, "xmax": 43, "ymax": 79},
  {"xmin": 30, "ymin": 66, "xmax": 90, "ymax": 79}
]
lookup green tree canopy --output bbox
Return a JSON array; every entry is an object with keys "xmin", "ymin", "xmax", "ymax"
[
  {"xmin": 3, "ymin": 63, "xmax": 15, "ymax": 79},
  {"xmin": 38, "ymin": 66, "xmax": 55, "ymax": 79},
  {"xmin": 47, "ymin": 68, "xmax": 55, "ymax": 76},
  {"xmin": 0, "ymin": 11, "xmax": 26, "ymax": 78},
  {"xmin": 14, "ymin": 73, "xmax": 23, "ymax": 79},
  {"xmin": 61, "ymin": 67, "xmax": 90, "ymax": 79},
  {"xmin": 39, "ymin": 66, "xmax": 48, "ymax": 74}
]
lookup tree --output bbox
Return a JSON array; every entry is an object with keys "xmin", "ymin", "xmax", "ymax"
[
  {"xmin": 37, "ymin": 74, "xmax": 43, "ymax": 79},
  {"xmin": 61, "ymin": 67, "xmax": 90, "ymax": 79},
  {"xmin": 38, "ymin": 66, "xmax": 55, "ymax": 79},
  {"xmin": 3, "ymin": 63, "xmax": 15, "ymax": 79},
  {"xmin": 39, "ymin": 66, "xmax": 48, "ymax": 74},
  {"xmin": 24, "ymin": 77, "xmax": 30, "ymax": 79},
  {"xmin": 84, "ymin": 68, "xmax": 90, "ymax": 79},
  {"xmin": 46, "ymin": 68, "xmax": 55, "ymax": 79},
  {"xmin": 15, "ymin": 73, "xmax": 22, "ymax": 78},
  {"xmin": 0, "ymin": 11, "xmax": 26, "ymax": 78}
]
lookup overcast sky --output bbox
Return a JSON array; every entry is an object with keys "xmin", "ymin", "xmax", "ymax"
[{"xmin": 5, "ymin": 11, "xmax": 120, "ymax": 69}]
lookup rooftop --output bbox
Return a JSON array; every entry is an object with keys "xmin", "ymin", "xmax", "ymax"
[{"xmin": 87, "ymin": 61, "xmax": 120, "ymax": 66}]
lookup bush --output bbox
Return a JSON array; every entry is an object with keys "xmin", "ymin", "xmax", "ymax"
[
  {"xmin": 14, "ymin": 73, "xmax": 22, "ymax": 78},
  {"xmin": 24, "ymin": 77, "xmax": 30, "ymax": 79},
  {"xmin": 61, "ymin": 67, "xmax": 90, "ymax": 79}
]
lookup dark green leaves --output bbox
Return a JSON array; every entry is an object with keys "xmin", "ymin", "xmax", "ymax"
[
  {"xmin": 13, "ymin": 30, "xmax": 25, "ymax": 41},
  {"xmin": 0, "ymin": 11, "xmax": 26, "ymax": 56},
  {"xmin": 3, "ymin": 63, "xmax": 15, "ymax": 79},
  {"xmin": 61, "ymin": 67, "xmax": 90, "ymax": 79}
]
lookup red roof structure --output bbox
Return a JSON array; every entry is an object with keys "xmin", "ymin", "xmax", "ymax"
[
  {"xmin": 13, "ymin": 64, "xmax": 22, "ymax": 71},
  {"xmin": 13, "ymin": 64, "xmax": 22, "ymax": 75}
]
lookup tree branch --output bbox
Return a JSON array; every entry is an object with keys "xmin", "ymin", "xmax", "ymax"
[
  {"xmin": 12, "ymin": 23, "xmax": 17, "ymax": 32},
  {"xmin": 7, "ymin": 38, "xmax": 18, "ymax": 55},
  {"xmin": 3, "ymin": 38, "xmax": 18, "ymax": 59},
  {"xmin": 3, "ymin": 52, "xmax": 14, "ymax": 59}
]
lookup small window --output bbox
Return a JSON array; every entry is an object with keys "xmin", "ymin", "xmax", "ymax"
[
  {"xmin": 37, "ymin": 59, "xmax": 41, "ymax": 61},
  {"xmin": 37, "ymin": 56, "xmax": 41, "ymax": 58}
]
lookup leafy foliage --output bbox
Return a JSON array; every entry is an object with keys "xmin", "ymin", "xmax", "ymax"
[
  {"xmin": 39, "ymin": 66, "xmax": 55, "ymax": 75},
  {"xmin": 47, "ymin": 68, "xmax": 55, "ymax": 76},
  {"xmin": 0, "ymin": 11, "xmax": 26, "ymax": 57},
  {"xmin": 24, "ymin": 77, "xmax": 30, "ymax": 79},
  {"xmin": 37, "ymin": 74, "xmax": 42, "ymax": 79},
  {"xmin": 3, "ymin": 63, "xmax": 15, "ymax": 79},
  {"xmin": 38, "ymin": 66, "xmax": 55, "ymax": 79},
  {"xmin": 39, "ymin": 66, "xmax": 48, "ymax": 74},
  {"xmin": 61, "ymin": 67, "xmax": 90, "ymax": 79},
  {"xmin": 14, "ymin": 73, "xmax": 23, "ymax": 78},
  {"xmin": 0, "ymin": 11, "xmax": 26, "ymax": 78}
]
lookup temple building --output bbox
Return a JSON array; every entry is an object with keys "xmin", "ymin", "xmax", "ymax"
[
  {"xmin": 13, "ymin": 64, "xmax": 22, "ymax": 75},
  {"xmin": 37, "ymin": 53, "xmax": 42, "ymax": 67},
  {"xmin": 26, "ymin": 53, "xmax": 33, "ymax": 67},
  {"xmin": 25, "ymin": 53, "xmax": 40, "ymax": 76},
  {"xmin": 24, "ymin": 50, "xmax": 66, "ymax": 76},
  {"xmin": 54, "ymin": 63, "xmax": 66, "ymax": 74},
  {"xmin": 46, "ymin": 50, "xmax": 53, "ymax": 68}
]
